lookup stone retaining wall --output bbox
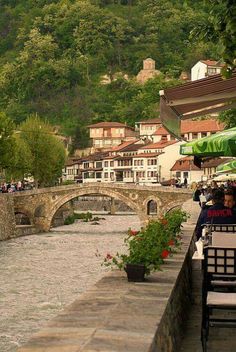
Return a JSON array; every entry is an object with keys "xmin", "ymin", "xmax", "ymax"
[
  {"xmin": 17, "ymin": 223, "xmax": 195, "ymax": 352},
  {"xmin": 15, "ymin": 225, "xmax": 38, "ymax": 237},
  {"xmin": 0, "ymin": 194, "xmax": 16, "ymax": 241}
]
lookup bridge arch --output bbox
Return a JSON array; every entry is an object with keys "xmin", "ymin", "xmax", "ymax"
[
  {"xmin": 144, "ymin": 196, "xmax": 162, "ymax": 217},
  {"xmin": 162, "ymin": 200, "xmax": 184, "ymax": 215},
  {"xmin": 47, "ymin": 187, "xmax": 146, "ymax": 230},
  {"xmin": 14, "ymin": 207, "xmax": 33, "ymax": 225}
]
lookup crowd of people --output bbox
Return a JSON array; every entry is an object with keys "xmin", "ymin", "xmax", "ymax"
[
  {"xmin": 0, "ymin": 181, "xmax": 33, "ymax": 193},
  {"xmin": 193, "ymin": 181, "xmax": 236, "ymax": 239}
]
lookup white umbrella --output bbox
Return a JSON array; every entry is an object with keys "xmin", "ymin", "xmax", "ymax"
[{"xmin": 213, "ymin": 173, "xmax": 236, "ymax": 182}]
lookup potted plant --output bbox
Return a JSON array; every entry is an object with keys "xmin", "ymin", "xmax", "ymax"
[{"xmin": 102, "ymin": 209, "xmax": 188, "ymax": 281}]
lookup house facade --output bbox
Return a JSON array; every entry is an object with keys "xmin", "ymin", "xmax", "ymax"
[
  {"xmin": 135, "ymin": 118, "xmax": 162, "ymax": 141},
  {"xmin": 191, "ymin": 60, "xmax": 223, "ymax": 81},
  {"xmin": 170, "ymin": 156, "xmax": 203, "ymax": 184},
  {"xmin": 62, "ymin": 117, "xmax": 225, "ymax": 186},
  {"xmin": 88, "ymin": 121, "xmax": 136, "ymax": 151}
]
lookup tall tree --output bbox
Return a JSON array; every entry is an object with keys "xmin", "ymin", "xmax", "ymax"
[
  {"xmin": 0, "ymin": 112, "xmax": 15, "ymax": 171},
  {"xmin": 192, "ymin": 0, "xmax": 236, "ymax": 76},
  {"xmin": 19, "ymin": 115, "xmax": 66, "ymax": 187}
]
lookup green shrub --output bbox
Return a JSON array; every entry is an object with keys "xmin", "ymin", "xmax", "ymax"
[
  {"xmin": 102, "ymin": 209, "xmax": 189, "ymax": 275},
  {"xmin": 64, "ymin": 214, "xmax": 75, "ymax": 225}
]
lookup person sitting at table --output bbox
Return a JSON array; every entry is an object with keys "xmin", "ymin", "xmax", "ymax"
[
  {"xmin": 195, "ymin": 189, "xmax": 235, "ymax": 239},
  {"xmin": 224, "ymin": 189, "xmax": 236, "ymax": 211}
]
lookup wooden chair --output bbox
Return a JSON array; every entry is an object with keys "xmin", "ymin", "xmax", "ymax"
[{"xmin": 201, "ymin": 247, "xmax": 236, "ymax": 351}]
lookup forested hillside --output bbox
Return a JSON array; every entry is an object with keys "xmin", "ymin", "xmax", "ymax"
[{"xmin": 0, "ymin": 0, "xmax": 219, "ymax": 148}]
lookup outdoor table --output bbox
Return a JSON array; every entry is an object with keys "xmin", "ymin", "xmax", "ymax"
[{"xmin": 192, "ymin": 231, "xmax": 236, "ymax": 262}]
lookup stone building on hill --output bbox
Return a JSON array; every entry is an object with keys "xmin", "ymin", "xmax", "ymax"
[{"xmin": 136, "ymin": 58, "xmax": 161, "ymax": 84}]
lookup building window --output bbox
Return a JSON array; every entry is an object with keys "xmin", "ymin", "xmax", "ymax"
[
  {"xmin": 104, "ymin": 172, "xmax": 108, "ymax": 178},
  {"xmin": 147, "ymin": 159, "xmax": 157, "ymax": 166},
  {"xmin": 104, "ymin": 161, "xmax": 108, "ymax": 167},
  {"xmin": 183, "ymin": 172, "xmax": 189, "ymax": 178},
  {"xmin": 207, "ymin": 67, "xmax": 217, "ymax": 75},
  {"xmin": 147, "ymin": 171, "xmax": 157, "ymax": 177},
  {"xmin": 110, "ymin": 161, "xmax": 114, "ymax": 167},
  {"xmin": 147, "ymin": 200, "xmax": 157, "ymax": 215}
]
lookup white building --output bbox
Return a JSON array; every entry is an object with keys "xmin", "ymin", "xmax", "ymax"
[
  {"xmin": 191, "ymin": 60, "xmax": 223, "ymax": 81},
  {"xmin": 170, "ymin": 156, "xmax": 203, "ymax": 184},
  {"xmin": 139, "ymin": 140, "xmax": 183, "ymax": 181},
  {"xmin": 135, "ymin": 118, "xmax": 161, "ymax": 141}
]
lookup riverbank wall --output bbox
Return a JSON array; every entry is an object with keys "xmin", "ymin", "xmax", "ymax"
[{"xmin": 0, "ymin": 194, "xmax": 16, "ymax": 241}]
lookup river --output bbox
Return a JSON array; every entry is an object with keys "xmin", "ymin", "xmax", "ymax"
[{"xmin": 0, "ymin": 214, "xmax": 141, "ymax": 352}]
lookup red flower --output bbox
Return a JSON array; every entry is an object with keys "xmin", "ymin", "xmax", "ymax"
[
  {"xmin": 106, "ymin": 253, "xmax": 113, "ymax": 260},
  {"xmin": 168, "ymin": 240, "xmax": 174, "ymax": 246},
  {"xmin": 160, "ymin": 218, "xmax": 168, "ymax": 226},
  {"xmin": 129, "ymin": 230, "xmax": 139, "ymax": 236},
  {"xmin": 161, "ymin": 249, "xmax": 170, "ymax": 259}
]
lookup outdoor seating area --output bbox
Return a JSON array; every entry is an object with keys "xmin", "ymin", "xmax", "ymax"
[{"xmin": 192, "ymin": 223, "xmax": 236, "ymax": 351}]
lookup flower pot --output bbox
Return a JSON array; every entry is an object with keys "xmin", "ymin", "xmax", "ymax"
[{"xmin": 125, "ymin": 263, "xmax": 146, "ymax": 282}]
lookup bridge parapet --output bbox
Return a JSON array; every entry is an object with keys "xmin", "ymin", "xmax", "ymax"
[{"xmin": 13, "ymin": 184, "xmax": 192, "ymax": 232}]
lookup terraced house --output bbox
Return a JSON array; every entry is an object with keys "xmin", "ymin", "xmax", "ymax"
[{"xmin": 62, "ymin": 119, "xmax": 225, "ymax": 185}]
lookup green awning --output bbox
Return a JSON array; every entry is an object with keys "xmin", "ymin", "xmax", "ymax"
[
  {"xmin": 216, "ymin": 159, "xmax": 236, "ymax": 174},
  {"xmin": 180, "ymin": 127, "xmax": 236, "ymax": 157}
]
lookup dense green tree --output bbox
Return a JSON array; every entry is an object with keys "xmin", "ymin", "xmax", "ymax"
[
  {"xmin": 19, "ymin": 115, "xmax": 66, "ymax": 187},
  {"xmin": 0, "ymin": 0, "xmax": 223, "ymax": 148},
  {"xmin": 7, "ymin": 134, "xmax": 32, "ymax": 181},
  {"xmin": 192, "ymin": 0, "xmax": 236, "ymax": 76},
  {"xmin": 0, "ymin": 112, "xmax": 15, "ymax": 170},
  {"xmin": 218, "ymin": 109, "xmax": 236, "ymax": 129}
]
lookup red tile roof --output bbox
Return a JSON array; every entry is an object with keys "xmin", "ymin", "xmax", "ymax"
[
  {"xmin": 200, "ymin": 60, "xmax": 224, "ymax": 67},
  {"xmin": 87, "ymin": 121, "xmax": 133, "ymax": 129},
  {"xmin": 153, "ymin": 119, "xmax": 224, "ymax": 135},
  {"xmin": 133, "ymin": 153, "xmax": 162, "ymax": 158},
  {"xmin": 111, "ymin": 140, "xmax": 139, "ymax": 151},
  {"xmin": 170, "ymin": 156, "xmax": 200, "ymax": 171},
  {"xmin": 140, "ymin": 140, "xmax": 177, "ymax": 149},
  {"xmin": 201, "ymin": 157, "xmax": 232, "ymax": 168}
]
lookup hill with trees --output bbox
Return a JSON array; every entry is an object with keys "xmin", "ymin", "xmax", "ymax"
[{"xmin": 0, "ymin": 0, "xmax": 224, "ymax": 149}]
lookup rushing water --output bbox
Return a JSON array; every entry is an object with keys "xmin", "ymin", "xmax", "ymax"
[{"xmin": 0, "ymin": 215, "xmax": 141, "ymax": 352}]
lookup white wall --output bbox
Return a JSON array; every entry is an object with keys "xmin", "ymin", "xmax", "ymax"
[
  {"xmin": 191, "ymin": 61, "xmax": 207, "ymax": 81},
  {"xmin": 158, "ymin": 142, "xmax": 183, "ymax": 181}
]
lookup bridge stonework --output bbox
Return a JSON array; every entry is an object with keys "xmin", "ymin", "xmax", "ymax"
[
  {"xmin": 14, "ymin": 183, "xmax": 191, "ymax": 231},
  {"xmin": 13, "ymin": 184, "xmax": 192, "ymax": 232}
]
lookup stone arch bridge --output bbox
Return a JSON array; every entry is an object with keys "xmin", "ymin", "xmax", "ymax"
[{"xmin": 13, "ymin": 183, "xmax": 192, "ymax": 232}]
